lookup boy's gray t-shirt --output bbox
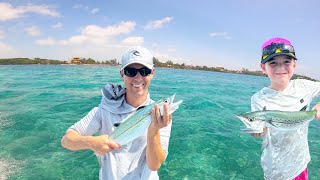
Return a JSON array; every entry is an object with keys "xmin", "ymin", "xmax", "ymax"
[
  {"xmin": 251, "ymin": 79, "xmax": 320, "ymax": 179},
  {"xmin": 68, "ymin": 84, "xmax": 172, "ymax": 180}
]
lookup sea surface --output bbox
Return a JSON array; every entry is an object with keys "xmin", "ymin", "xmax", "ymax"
[{"xmin": 0, "ymin": 65, "xmax": 319, "ymax": 180}]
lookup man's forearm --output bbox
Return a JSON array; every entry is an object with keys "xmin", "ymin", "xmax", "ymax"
[
  {"xmin": 61, "ymin": 130, "xmax": 93, "ymax": 151},
  {"xmin": 146, "ymin": 129, "xmax": 166, "ymax": 171}
]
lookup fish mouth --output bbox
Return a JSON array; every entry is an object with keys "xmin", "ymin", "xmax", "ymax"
[
  {"xmin": 236, "ymin": 115, "xmax": 251, "ymax": 127},
  {"xmin": 236, "ymin": 115, "xmax": 264, "ymax": 133},
  {"xmin": 241, "ymin": 128, "xmax": 264, "ymax": 133}
]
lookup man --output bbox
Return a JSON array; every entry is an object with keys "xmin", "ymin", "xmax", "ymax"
[{"xmin": 61, "ymin": 46, "xmax": 173, "ymax": 179}]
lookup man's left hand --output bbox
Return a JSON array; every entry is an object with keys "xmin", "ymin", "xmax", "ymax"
[{"xmin": 149, "ymin": 103, "xmax": 172, "ymax": 133}]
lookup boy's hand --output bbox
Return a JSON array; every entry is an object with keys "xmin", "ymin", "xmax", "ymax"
[
  {"xmin": 250, "ymin": 127, "xmax": 267, "ymax": 138},
  {"xmin": 312, "ymin": 103, "xmax": 320, "ymax": 120}
]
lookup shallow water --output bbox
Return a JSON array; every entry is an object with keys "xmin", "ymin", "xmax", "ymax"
[{"xmin": 0, "ymin": 65, "xmax": 319, "ymax": 179}]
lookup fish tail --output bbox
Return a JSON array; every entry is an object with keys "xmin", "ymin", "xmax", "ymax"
[{"xmin": 168, "ymin": 100, "xmax": 183, "ymax": 114}]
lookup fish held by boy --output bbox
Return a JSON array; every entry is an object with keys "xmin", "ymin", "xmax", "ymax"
[
  {"xmin": 110, "ymin": 94, "xmax": 183, "ymax": 146},
  {"xmin": 236, "ymin": 109, "xmax": 317, "ymax": 133}
]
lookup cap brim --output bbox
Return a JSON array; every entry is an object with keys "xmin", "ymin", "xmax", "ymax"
[
  {"xmin": 120, "ymin": 61, "xmax": 154, "ymax": 71},
  {"xmin": 261, "ymin": 52, "xmax": 297, "ymax": 64}
]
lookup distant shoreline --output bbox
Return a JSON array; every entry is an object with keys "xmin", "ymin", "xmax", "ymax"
[{"xmin": 0, "ymin": 58, "xmax": 318, "ymax": 81}]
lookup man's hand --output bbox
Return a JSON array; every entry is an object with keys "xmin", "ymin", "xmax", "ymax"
[
  {"xmin": 149, "ymin": 103, "xmax": 172, "ymax": 133},
  {"xmin": 146, "ymin": 102, "xmax": 171, "ymax": 171},
  {"xmin": 90, "ymin": 135, "xmax": 121, "ymax": 155},
  {"xmin": 61, "ymin": 130, "xmax": 120, "ymax": 154},
  {"xmin": 312, "ymin": 102, "xmax": 320, "ymax": 120}
]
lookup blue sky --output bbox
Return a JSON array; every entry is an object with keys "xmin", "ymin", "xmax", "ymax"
[{"xmin": 1, "ymin": 0, "xmax": 319, "ymax": 79}]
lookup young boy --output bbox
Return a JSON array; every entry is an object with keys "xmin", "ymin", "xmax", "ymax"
[{"xmin": 251, "ymin": 37, "xmax": 320, "ymax": 179}]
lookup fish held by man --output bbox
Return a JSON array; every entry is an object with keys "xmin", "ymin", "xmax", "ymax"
[
  {"xmin": 110, "ymin": 94, "xmax": 183, "ymax": 146},
  {"xmin": 236, "ymin": 110, "xmax": 317, "ymax": 133}
]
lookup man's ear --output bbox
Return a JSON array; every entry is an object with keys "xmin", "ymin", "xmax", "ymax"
[{"xmin": 120, "ymin": 70, "xmax": 124, "ymax": 78}]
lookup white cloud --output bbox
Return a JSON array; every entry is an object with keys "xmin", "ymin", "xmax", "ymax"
[
  {"xmin": 0, "ymin": 42, "xmax": 18, "ymax": 57},
  {"xmin": 35, "ymin": 37, "xmax": 58, "ymax": 45},
  {"xmin": 52, "ymin": 22, "xmax": 63, "ymax": 29},
  {"xmin": 0, "ymin": 30, "xmax": 4, "ymax": 39},
  {"xmin": 72, "ymin": 4, "xmax": 83, "ymax": 9},
  {"xmin": 209, "ymin": 32, "xmax": 231, "ymax": 39},
  {"xmin": 153, "ymin": 51, "xmax": 192, "ymax": 65},
  {"xmin": 167, "ymin": 47, "xmax": 177, "ymax": 53},
  {"xmin": 91, "ymin": 8, "xmax": 100, "ymax": 14},
  {"xmin": 36, "ymin": 21, "xmax": 136, "ymax": 46},
  {"xmin": 144, "ymin": 16, "xmax": 173, "ymax": 30},
  {"xmin": 24, "ymin": 26, "xmax": 41, "ymax": 36},
  {"xmin": 73, "ymin": 4, "xmax": 99, "ymax": 14},
  {"xmin": 0, "ymin": 2, "xmax": 60, "ymax": 21},
  {"xmin": 122, "ymin": 37, "xmax": 144, "ymax": 46}
]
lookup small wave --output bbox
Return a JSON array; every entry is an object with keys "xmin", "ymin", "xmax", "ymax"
[
  {"xmin": 0, "ymin": 158, "xmax": 24, "ymax": 180},
  {"xmin": 0, "ymin": 112, "xmax": 13, "ymax": 131}
]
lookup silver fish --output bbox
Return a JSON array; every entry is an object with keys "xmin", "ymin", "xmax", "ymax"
[
  {"xmin": 110, "ymin": 94, "xmax": 183, "ymax": 146},
  {"xmin": 236, "ymin": 110, "xmax": 317, "ymax": 133}
]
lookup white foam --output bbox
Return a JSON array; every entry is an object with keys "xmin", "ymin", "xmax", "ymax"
[
  {"xmin": 0, "ymin": 112, "xmax": 13, "ymax": 131},
  {"xmin": 0, "ymin": 158, "xmax": 23, "ymax": 180}
]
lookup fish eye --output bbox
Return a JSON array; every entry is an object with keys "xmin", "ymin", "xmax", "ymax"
[{"xmin": 249, "ymin": 118, "xmax": 253, "ymax": 122}]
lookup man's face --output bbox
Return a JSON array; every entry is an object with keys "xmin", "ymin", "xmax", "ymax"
[
  {"xmin": 120, "ymin": 63, "xmax": 154, "ymax": 98},
  {"xmin": 261, "ymin": 55, "xmax": 296, "ymax": 87}
]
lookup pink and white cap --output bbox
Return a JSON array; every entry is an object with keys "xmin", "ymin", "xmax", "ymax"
[
  {"xmin": 261, "ymin": 37, "xmax": 292, "ymax": 49},
  {"xmin": 261, "ymin": 37, "xmax": 297, "ymax": 63}
]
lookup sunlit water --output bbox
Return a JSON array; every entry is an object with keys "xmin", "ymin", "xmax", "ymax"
[{"xmin": 1, "ymin": 65, "xmax": 319, "ymax": 179}]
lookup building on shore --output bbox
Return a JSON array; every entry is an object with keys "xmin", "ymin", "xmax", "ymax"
[{"xmin": 67, "ymin": 57, "xmax": 85, "ymax": 64}]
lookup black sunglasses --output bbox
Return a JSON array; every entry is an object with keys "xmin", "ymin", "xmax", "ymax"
[{"xmin": 123, "ymin": 67, "xmax": 152, "ymax": 77}]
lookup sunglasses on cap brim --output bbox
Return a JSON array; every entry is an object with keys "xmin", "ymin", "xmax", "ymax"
[
  {"xmin": 262, "ymin": 43, "xmax": 296, "ymax": 60},
  {"xmin": 123, "ymin": 67, "xmax": 152, "ymax": 77}
]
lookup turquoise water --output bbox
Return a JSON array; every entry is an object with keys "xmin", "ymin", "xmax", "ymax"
[{"xmin": 0, "ymin": 65, "xmax": 319, "ymax": 179}]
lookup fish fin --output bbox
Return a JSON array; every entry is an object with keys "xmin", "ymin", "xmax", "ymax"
[
  {"xmin": 267, "ymin": 122, "xmax": 277, "ymax": 127},
  {"xmin": 263, "ymin": 106, "xmax": 267, "ymax": 111},
  {"xmin": 166, "ymin": 94, "xmax": 176, "ymax": 104},
  {"xmin": 300, "ymin": 105, "xmax": 307, "ymax": 111},
  {"xmin": 168, "ymin": 100, "xmax": 183, "ymax": 114}
]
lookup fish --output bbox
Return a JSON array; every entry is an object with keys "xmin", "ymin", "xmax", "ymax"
[
  {"xmin": 110, "ymin": 94, "xmax": 183, "ymax": 146},
  {"xmin": 236, "ymin": 110, "xmax": 317, "ymax": 133}
]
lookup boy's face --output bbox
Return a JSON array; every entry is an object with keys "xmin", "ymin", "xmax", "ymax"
[
  {"xmin": 261, "ymin": 55, "xmax": 297, "ymax": 88},
  {"xmin": 120, "ymin": 63, "xmax": 154, "ymax": 98}
]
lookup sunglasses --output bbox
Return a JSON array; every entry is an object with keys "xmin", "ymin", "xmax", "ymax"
[
  {"xmin": 123, "ymin": 67, "xmax": 152, "ymax": 77},
  {"xmin": 262, "ymin": 43, "xmax": 295, "ymax": 60}
]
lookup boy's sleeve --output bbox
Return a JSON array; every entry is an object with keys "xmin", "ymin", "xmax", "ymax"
[
  {"xmin": 67, "ymin": 107, "xmax": 102, "ymax": 136},
  {"xmin": 251, "ymin": 94, "xmax": 264, "ymax": 111},
  {"xmin": 308, "ymin": 80, "xmax": 320, "ymax": 99},
  {"xmin": 297, "ymin": 79, "xmax": 320, "ymax": 99}
]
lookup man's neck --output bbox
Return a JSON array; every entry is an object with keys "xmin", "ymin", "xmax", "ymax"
[{"xmin": 126, "ymin": 93, "xmax": 148, "ymax": 108}]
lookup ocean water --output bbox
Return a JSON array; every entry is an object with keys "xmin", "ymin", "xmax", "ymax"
[{"xmin": 0, "ymin": 65, "xmax": 319, "ymax": 180}]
